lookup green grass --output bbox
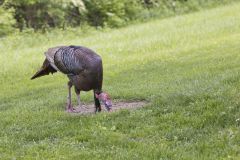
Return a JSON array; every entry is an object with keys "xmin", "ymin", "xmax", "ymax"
[{"xmin": 1, "ymin": 2, "xmax": 240, "ymax": 159}]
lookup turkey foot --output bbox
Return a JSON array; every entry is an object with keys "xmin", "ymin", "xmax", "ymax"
[{"xmin": 66, "ymin": 104, "xmax": 81, "ymax": 113}]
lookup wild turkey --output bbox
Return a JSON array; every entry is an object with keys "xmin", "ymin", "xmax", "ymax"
[{"xmin": 31, "ymin": 45, "xmax": 112, "ymax": 112}]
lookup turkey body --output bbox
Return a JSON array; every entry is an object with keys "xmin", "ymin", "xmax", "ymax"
[
  {"xmin": 54, "ymin": 46, "xmax": 103, "ymax": 92},
  {"xmin": 32, "ymin": 45, "xmax": 103, "ymax": 92},
  {"xmin": 31, "ymin": 45, "xmax": 105, "ymax": 112}
]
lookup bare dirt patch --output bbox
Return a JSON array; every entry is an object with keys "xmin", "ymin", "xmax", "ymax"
[{"xmin": 69, "ymin": 100, "xmax": 148, "ymax": 114}]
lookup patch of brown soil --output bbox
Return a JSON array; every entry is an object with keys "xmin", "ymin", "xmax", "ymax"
[{"xmin": 69, "ymin": 100, "xmax": 148, "ymax": 114}]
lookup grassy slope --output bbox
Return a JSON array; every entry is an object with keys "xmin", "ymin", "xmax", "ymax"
[{"xmin": 0, "ymin": 2, "xmax": 240, "ymax": 159}]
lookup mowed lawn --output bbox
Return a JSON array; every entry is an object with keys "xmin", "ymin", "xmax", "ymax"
[{"xmin": 0, "ymin": 2, "xmax": 240, "ymax": 160}]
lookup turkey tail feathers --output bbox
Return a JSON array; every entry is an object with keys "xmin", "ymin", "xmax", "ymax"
[{"xmin": 31, "ymin": 58, "xmax": 57, "ymax": 80}]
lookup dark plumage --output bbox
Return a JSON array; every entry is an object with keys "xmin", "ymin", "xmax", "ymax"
[
  {"xmin": 31, "ymin": 58, "xmax": 57, "ymax": 79},
  {"xmin": 31, "ymin": 45, "xmax": 112, "ymax": 112}
]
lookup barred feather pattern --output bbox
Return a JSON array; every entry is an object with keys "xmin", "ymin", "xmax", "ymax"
[{"xmin": 54, "ymin": 46, "xmax": 85, "ymax": 75}]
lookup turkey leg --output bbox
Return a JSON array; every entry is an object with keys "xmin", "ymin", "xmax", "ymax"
[
  {"xmin": 94, "ymin": 90, "xmax": 102, "ymax": 113},
  {"xmin": 66, "ymin": 81, "xmax": 75, "ymax": 112},
  {"xmin": 71, "ymin": 88, "xmax": 83, "ymax": 112}
]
